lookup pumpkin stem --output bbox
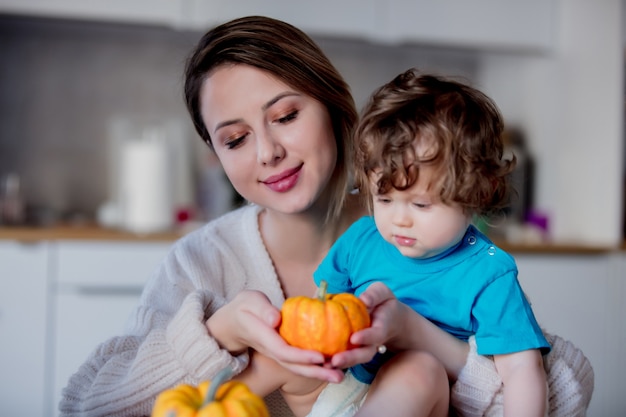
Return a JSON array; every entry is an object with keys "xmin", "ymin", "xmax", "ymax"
[
  {"xmin": 316, "ymin": 280, "xmax": 328, "ymax": 301},
  {"xmin": 203, "ymin": 366, "xmax": 234, "ymax": 405}
]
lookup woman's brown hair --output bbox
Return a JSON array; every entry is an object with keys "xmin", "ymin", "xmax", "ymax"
[
  {"xmin": 354, "ymin": 68, "xmax": 516, "ymax": 218},
  {"xmin": 184, "ymin": 16, "xmax": 357, "ymax": 223}
]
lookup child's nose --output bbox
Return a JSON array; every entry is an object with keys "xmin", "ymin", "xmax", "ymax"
[{"xmin": 392, "ymin": 205, "xmax": 412, "ymax": 227}]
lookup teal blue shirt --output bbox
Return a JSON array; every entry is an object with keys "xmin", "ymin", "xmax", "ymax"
[{"xmin": 313, "ymin": 216, "xmax": 550, "ymax": 383}]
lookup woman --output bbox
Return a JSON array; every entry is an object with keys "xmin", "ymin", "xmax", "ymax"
[{"xmin": 59, "ymin": 15, "xmax": 467, "ymax": 417}]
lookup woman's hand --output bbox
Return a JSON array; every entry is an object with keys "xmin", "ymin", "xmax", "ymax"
[{"xmin": 206, "ymin": 290, "xmax": 346, "ymax": 383}]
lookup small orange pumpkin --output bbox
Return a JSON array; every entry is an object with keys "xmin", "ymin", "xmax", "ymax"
[
  {"xmin": 279, "ymin": 280, "xmax": 371, "ymax": 356},
  {"xmin": 151, "ymin": 367, "xmax": 269, "ymax": 417}
]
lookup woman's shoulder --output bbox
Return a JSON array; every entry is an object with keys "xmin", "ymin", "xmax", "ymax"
[
  {"xmin": 158, "ymin": 204, "xmax": 275, "ymax": 287},
  {"xmin": 173, "ymin": 204, "xmax": 262, "ymax": 251}
]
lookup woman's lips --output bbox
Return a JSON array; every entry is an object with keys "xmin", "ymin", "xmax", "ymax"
[{"xmin": 262, "ymin": 165, "xmax": 302, "ymax": 192}]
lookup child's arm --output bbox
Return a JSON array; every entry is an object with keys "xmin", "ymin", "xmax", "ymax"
[{"xmin": 493, "ymin": 349, "xmax": 547, "ymax": 417}]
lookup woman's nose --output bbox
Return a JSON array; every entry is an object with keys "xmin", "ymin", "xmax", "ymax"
[{"xmin": 256, "ymin": 130, "xmax": 285, "ymax": 166}]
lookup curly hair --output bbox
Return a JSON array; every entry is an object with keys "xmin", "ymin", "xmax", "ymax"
[{"xmin": 354, "ymin": 68, "xmax": 516, "ymax": 218}]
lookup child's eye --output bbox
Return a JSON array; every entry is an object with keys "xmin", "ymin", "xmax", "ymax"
[
  {"xmin": 276, "ymin": 110, "xmax": 298, "ymax": 124},
  {"xmin": 376, "ymin": 196, "xmax": 391, "ymax": 204},
  {"xmin": 413, "ymin": 202, "xmax": 431, "ymax": 209}
]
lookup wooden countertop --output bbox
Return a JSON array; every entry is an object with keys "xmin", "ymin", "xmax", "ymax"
[
  {"xmin": 0, "ymin": 224, "xmax": 621, "ymax": 254},
  {"xmin": 0, "ymin": 223, "xmax": 184, "ymax": 242},
  {"xmin": 491, "ymin": 240, "xmax": 614, "ymax": 255}
]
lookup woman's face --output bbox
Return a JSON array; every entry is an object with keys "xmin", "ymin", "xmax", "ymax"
[{"xmin": 199, "ymin": 64, "xmax": 337, "ymax": 215}]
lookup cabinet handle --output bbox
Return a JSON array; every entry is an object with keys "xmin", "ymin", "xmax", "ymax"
[{"xmin": 71, "ymin": 285, "xmax": 144, "ymax": 296}]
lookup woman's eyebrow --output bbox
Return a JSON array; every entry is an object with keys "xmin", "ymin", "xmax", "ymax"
[
  {"xmin": 262, "ymin": 92, "xmax": 301, "ymax": 111},
  {"xmin": 214, "ymin": 92, "xmax": 301, "ymax": 132},
  {"xmin": 214, "ymin": 118, "xmax": 244, "ymax": 132}
]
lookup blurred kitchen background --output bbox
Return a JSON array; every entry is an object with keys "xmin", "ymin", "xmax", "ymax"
[
  {"xmin": 0, "ymin": 0, "xmax": 623, "ymax": 245},
  {"xmin": 1, "ymin": 2, "xmax": 626, "ymax": 417}
]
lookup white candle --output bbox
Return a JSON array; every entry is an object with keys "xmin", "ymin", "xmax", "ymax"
[{"xmin": 119, "ymin": 130, "xmax": 173, "ymax": 234}]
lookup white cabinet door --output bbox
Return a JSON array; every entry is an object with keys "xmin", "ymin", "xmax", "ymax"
[
  {"xmin": 0, "ymin": 0, "xmax": 184, "ymax": 26},
  {"xmin": 382, "ymin": 0, "xmax": 555, "ymax": 50},
  {"xmin": 0, "ymin": 241, "xmax": 49, "ymax": 417},
  {"xmin": 55, "ymin": 240, "xmax": 172, "ymax": 287},
  {"xmin": 51, "ymin": 240, "xmax": 172, "ymax": 415},
  {"xmin": 1, "ymin": 0, "xmax": 555, "ymax": 51},
  {"xmin": 183, "ymin": 0, "xmax": 553, "ymax": 50},
  {"xmin": 52, "ymin": 289, "xmax": 143, "ymax": 414},
  {"xmin": 515, "ymin": 254, "xmax": 624, "ymax": 417},
  {"xmin": 182, "ymin": 0, "xmax": 379, "ymax": 39}
]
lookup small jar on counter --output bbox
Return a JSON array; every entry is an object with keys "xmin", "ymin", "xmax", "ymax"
[{"xmin": 0, "ymin": 173, "xmax": 25, "ymax": 226}]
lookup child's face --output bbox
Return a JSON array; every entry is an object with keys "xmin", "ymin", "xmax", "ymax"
[{"xmin": 370, "ymin": 165, "xmax": 470, "ymax": 259}]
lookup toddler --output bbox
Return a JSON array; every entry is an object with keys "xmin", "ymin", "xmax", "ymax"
[{"xmin": 314, "ymin": 68, "xmax": 550, "ymax": 417}]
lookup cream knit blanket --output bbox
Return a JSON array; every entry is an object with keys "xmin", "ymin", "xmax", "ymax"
[{"xmin": 451, "ymin": 332, "xmax": 594, "ymax": 417}]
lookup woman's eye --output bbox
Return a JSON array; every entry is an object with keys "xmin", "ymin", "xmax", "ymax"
[
  {"xmin": 276, "ymin": 110, "xmax": 298, "ymax": 124},
  {"xmin": 224, "ymin": 134, "xmax": 247, "ymax": 150}
]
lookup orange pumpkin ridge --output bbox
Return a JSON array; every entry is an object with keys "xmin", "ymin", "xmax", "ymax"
[{"xmin": 279, "ymin": 280, "xmax": 371, "ymax": 357}]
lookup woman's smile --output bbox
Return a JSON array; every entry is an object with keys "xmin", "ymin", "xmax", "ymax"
[{"xmin": 262, "ymin": 165, "xmax": 303, "ymax": 192}]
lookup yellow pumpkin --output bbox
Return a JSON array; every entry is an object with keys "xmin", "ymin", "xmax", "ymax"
[
  {"xmin": 279, "ymin": 280, "xmax": 371, "ymax": 356},
  {"xmin": 151, "ymin": 367, "xmax": 269, "ymax": 417}
]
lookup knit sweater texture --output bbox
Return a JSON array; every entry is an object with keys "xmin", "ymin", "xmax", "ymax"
[{"xmin": 451, "ymin": 332, "xmax": 594, "ymax": 417}]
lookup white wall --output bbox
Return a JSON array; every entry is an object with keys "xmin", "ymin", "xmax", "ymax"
[{"xmin": 479, "ymin": 0, "xmax": 624, "ymax": 246}]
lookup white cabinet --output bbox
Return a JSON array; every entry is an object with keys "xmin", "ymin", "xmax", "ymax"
[
  {"xmin": 182, "ymin": 0, "xmax": 379, "ymax": 40},
  {"xmin": 52, "ymin": 290, "xmax": 145, "ymax": 414},
  {"xmin": 54, "ymin": 240, "xmax": 171, "ymax": 287},
  {"xmin": 515, "ymin": 254, "xmax": 625, "ymax": 417},
  {"xmin": 381, "ymin": 0, "xmax": 555, "ymax": 50},
  {"xmin": 183, "ymin": 0, "xmax": 554, "ymax": 50},
  {"xmin": 0, "ymin": 237, "xmax": 174, "ymax": 416},
  {"xmin": 0, "ymin": 0, "xmax": 184, "ymax": 26},
  {"xmin": 0, "ymin": 241, "xmax": 50, "ymax": 417},
  {"xmin": 0, "ymin": 0, "xmax": 555, "ymax": 51},
  {"xmin": 50, "ymin": 240, "xmax": 172, "ymax": 415}
]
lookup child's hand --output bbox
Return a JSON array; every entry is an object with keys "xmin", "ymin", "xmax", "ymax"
[{"xmin": 329, "ymin": 282, "xmax": 404, "ymax": 369}]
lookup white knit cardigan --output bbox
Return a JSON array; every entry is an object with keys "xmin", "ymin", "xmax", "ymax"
[{"xmin": 59, "ymin": 204, "xmax": 593, "ymax": 417}]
